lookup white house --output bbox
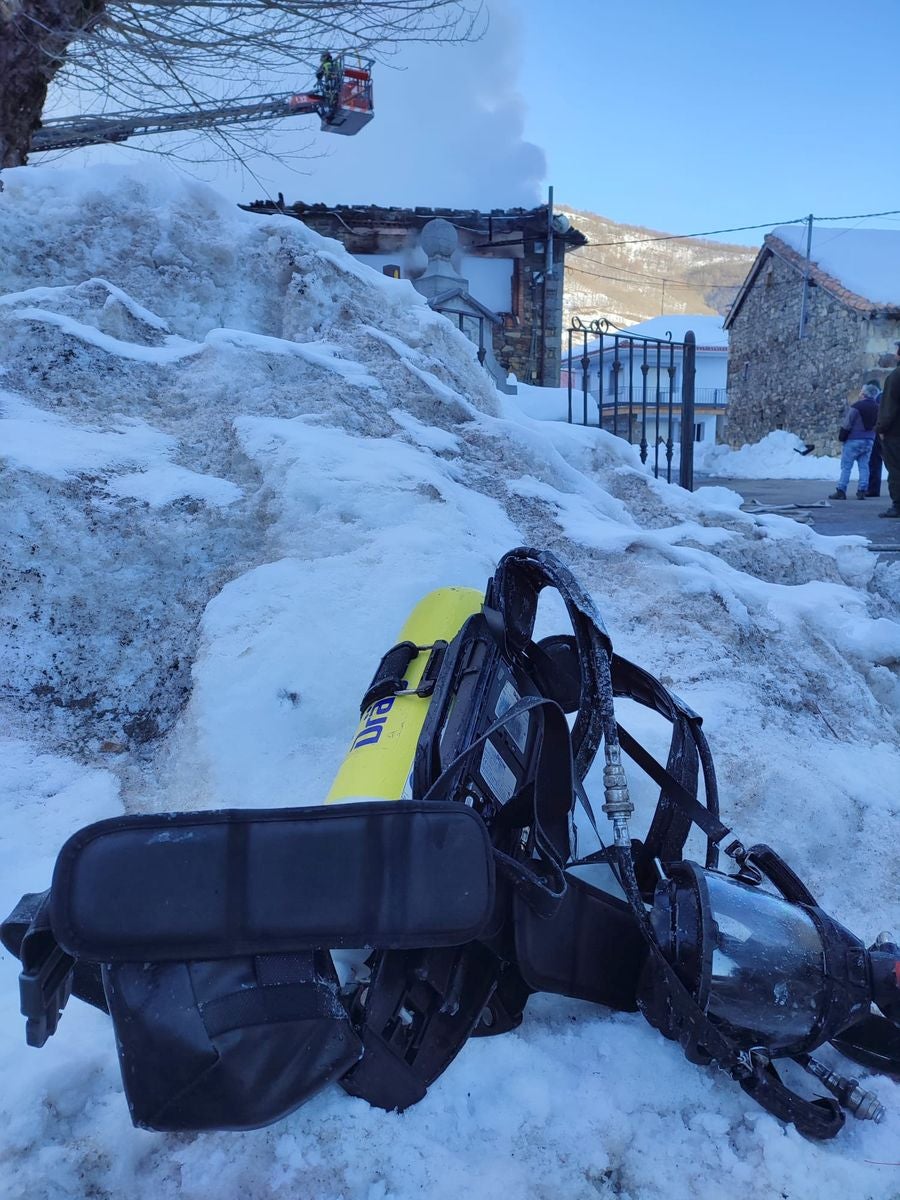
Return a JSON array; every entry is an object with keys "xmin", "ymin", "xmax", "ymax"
[{"xmin": 560, "ymin": 314, "xmax": 729, "ymax": 445}]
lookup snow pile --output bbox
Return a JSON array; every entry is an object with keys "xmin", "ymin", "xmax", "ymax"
[
  {"xmin": 1, "ymin": 166, "xmax": 899, "ymax": 1200},
  {"xmin": 694, "ymin": 430, "xmax": 840, "ymax": 479},
  {"xmin": 511, "ymin": 395, "xmax": 841, "ymax": 481},
  {"xmin": 510, "ymin": 380, "xmax": 573, "ymax": 422}
]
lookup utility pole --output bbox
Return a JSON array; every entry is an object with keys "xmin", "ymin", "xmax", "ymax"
[
  {"xmin": 546, "ymin": 184, "xmax": 554, "ymax": 281},
  {"xmin": 798, "ymin": 213, "xmax": 813, "ymax": 339},
  {"xmin": 538, "ymin": 184, "xmax": 553, "ymax": 385}
]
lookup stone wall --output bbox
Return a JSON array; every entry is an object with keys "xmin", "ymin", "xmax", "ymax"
[
  {"xmin": 493, "ymin": 241, "xmax": 566, "ymax": 385},
  {"xmin": 725, "ymin": 253, "xmax": 900, "ymax": 451}
]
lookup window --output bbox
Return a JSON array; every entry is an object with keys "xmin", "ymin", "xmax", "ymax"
[{"xmin": 694, "ymin": 423, "xmax": 703, "ymax": 443}]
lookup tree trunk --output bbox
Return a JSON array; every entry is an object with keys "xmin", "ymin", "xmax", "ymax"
[{"xmin": 0, "ymin": 0, "xmax": 105, "ymax": 167}]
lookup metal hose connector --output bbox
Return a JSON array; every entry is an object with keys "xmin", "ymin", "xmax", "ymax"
[
  {"xmin": 799, "ymin": 1055, "xmax": 886, "ymax": 1123},
  {"xmin": 602, "ymin": 745, "xmax": 633, "ymax": 847}
]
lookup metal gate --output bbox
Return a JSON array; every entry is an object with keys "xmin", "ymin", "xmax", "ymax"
[{"xmin": 563, "ymin": 318, "xmax": 697, "ymax": 490}]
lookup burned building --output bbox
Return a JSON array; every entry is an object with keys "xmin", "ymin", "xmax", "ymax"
[{"xmin": 241, "ymin": 198, "xmax": 586, "ymax": 388}]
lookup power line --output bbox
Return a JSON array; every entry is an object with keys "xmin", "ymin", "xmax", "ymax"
[
  {"xmin": 569, "ymin": 207, "xmax": 900, "ymax": 250},
  {"xmin": 571, "ymin": 218, "xmax": 806, "ymax": 249},
  {"xmin": 571, "ymin": 255, "xmax": 745, "ymax": 287},
  {"xmin": 569, "ymin": 260, "xmax": 743, "ymax": 291},
  {"xmin": 816, "ymin": 208, "xmax": 900, "ymax": 223},
  {"xmin": 564, "ymin": 206, "xmax": 900, "ymax": 295},
  {"xmin": 565, "ymin": 271, "xmax": 875, "ymax": 317}
]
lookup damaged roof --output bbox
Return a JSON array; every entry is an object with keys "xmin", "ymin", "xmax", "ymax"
[{"xmin": 240, "ymin": 198, "xmax": 587, "ymax": 249}]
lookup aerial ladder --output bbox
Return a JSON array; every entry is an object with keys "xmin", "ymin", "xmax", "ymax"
[{"xmin": 29, "ymin": 54, "xmax": 374, "ymax": 154}]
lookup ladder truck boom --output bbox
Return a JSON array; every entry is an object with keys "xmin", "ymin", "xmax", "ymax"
[{"xmin": 29, "ymin": 55, "xmax": 374, "ymax": 154}]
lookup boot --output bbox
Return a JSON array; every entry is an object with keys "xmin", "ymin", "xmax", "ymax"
[
  {"xmin": 878, "ymin": 505, "xmax": 900, "ymax": 518},
  {"xmin": 856, "ymin": 491, "xmax": 867, "ymax": 499},
  {"xmin": 828, "ymin": 489, "xmax": 846, "ymax": 500}
]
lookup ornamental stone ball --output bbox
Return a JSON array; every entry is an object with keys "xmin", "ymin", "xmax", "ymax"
[{"xmin": 420, "ymin": 218, "xmax": 459, "ymax": 262}]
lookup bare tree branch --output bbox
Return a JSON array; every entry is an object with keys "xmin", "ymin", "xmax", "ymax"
[{"xmin": 1, "ymin": 0, "xmax": 485, "ymax": 166}]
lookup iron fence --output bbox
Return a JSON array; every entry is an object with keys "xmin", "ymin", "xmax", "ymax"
[{"xmin": 564, "ymin": 318, "xmax": 697, "ymax": 489}]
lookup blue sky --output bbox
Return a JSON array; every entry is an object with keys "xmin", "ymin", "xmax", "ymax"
[
  {"xmin": 515, "ymin": 0, "xmax": 900, "ymax": 244},
  {"xmin": 49, "ymin": 0, "xmax": 900, "ymax": 248}
]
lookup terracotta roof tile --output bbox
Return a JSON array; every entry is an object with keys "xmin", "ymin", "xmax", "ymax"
[{"xmin": 766, "ymin": 234, "xmax": 900, "ymax": 316}]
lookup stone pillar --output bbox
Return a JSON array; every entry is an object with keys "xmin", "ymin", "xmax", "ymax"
[{"xmin": 412, "ymin": 218, "xmax": 466, "ymax": 300}]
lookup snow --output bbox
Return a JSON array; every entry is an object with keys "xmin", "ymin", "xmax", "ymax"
[
  {"xmin": 694, "ymin": 431, "xmax": 840, "ymax": 480},
  {"xmin": 1, "ymin": 163, "xmax": 899, "ymax": 1200},
  {"xmin": 508, "ymin": 394, "xmax": 842, "ymax": 481},
  {"xmin": 610, "ymin": 314, "xmax": 727, "ymax": 347},
  {"xmin": 771, "ymin": 224, "xmax": 900, "ymax": 306},
  {"xmin": 0, "ymin": 393, "xmax": 242, "ymax": 505}
]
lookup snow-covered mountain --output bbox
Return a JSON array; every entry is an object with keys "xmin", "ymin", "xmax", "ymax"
[
  {"xmin": 560, "ymin": 206, "xmax": 757, "ymax": 328},
  {"xmin": 0, "ymin": 165, "xmax": 898, "ymax": 1200}
]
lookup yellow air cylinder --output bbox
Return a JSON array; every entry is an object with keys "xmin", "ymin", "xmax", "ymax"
[{"xmin": 325, "ymin": 586, "xmax": 483, "ymax": 804}]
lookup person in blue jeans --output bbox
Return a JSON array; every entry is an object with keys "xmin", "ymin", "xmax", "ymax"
[{"xmin": 829, "ymin": 383, "xmax": 880, "ymax": 499}]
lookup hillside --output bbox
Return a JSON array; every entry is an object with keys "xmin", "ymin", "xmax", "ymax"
[{"xmin": 560, "ymin": 205, "xmax": 758, "ymax": 328}]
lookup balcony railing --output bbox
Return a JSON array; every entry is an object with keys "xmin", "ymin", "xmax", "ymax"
[
  {"xmin": 599, "ymin": 386, "xmax": 727, "ymax": 409},
  {"xmin": 560, "ymin": 382, "xmax": 728, "ymax": 410}
]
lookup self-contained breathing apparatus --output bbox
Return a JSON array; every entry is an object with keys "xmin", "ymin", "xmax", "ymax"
[{"xmin": 3, "ymin": 548, "xmax": 899, "ymax": 1137}]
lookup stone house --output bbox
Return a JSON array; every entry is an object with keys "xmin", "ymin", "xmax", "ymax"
[
  {"xmin": 723, "ymin": 226, "xmax": 900, "ymax": 451},
  {"xmin": 240, "ymin": 198, "xmax": 586, "ymax": 388}
]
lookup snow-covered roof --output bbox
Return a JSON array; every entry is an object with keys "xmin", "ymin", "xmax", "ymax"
[
  {"xmin": 615, "ymin": 314, "xmax": 726, "ymax": 347},
  {"xmin": 770, "ymin": 225, "xmax": 900, "ymax": 307},
  {"xmin": 579, "ymin": 314, "xmax": 727, "ymax": 358},
  {"xmin": 725, "ymin": 224, "xmax": 900, "ymax": 327}
]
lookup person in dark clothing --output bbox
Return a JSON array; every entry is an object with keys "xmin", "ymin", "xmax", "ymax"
[
  {"xmin": 864, "ymin": 380, "xmax": 884, "ymax": 496},
  {"xmin": 877, "ymin": 346, "xmax": 900, "ymax": 518},
  {"xmin": 829, "ymin": 383, "xmax": 880, "ymax": 499}
]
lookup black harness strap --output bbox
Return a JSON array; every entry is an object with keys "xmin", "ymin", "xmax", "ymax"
[
  {"xmin": 486, "ymin": 548, "xmax": 615, "ymax": 783},
  {"xmin": 423, "ymin": 695, "xmax": 574, "ymax": 919},
  {"xmin": 616, "ymin": 724, "xmax": 733, "ymax": 848},
  {"xmin": 832, "ymin": 1014, "xmax": 900, "ymax": 1078},
  {"xmin": 611, "ymin": 653, "xmax": 723, "ymax": 869},
  {"xmin": 202, "ymin": 975, "xmax": 337, "ymax": 1038},
  {"xmin": 741, "ymin": 1061, "xmax": 845, "ymax": 1140}
]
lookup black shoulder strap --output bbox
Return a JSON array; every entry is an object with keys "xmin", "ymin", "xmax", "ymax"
[
  {"xmin": 423, "ymin": 694, "xmax": 574, "ymax": 918},
  {"xmin": 611, "ymin": 653, "xmax": 723, "ymax": 868},
  {"xmin": 486, "ymin": 547, "xmax": 614, "ymax": 783}
]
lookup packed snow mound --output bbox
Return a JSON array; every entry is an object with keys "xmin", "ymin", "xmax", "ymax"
[
  {"xmin": 503, "ymin": 394, "xmax": 842, "ymax": 482},
  {"xmin": 695, "ymin": 430, "xmax": 838, "ymax": 479},
  {"xmin": 1, "ymin": 165, "xmax": 899, "ymax": 1200},
  {"xmin": 0, "ymin": 165, "xmax": 503, "ymax": 752}
]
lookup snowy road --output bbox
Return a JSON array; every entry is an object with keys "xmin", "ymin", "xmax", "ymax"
[{"xmin": 701, "ymin": 476, "xmax": 900, "ymax": 552}]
